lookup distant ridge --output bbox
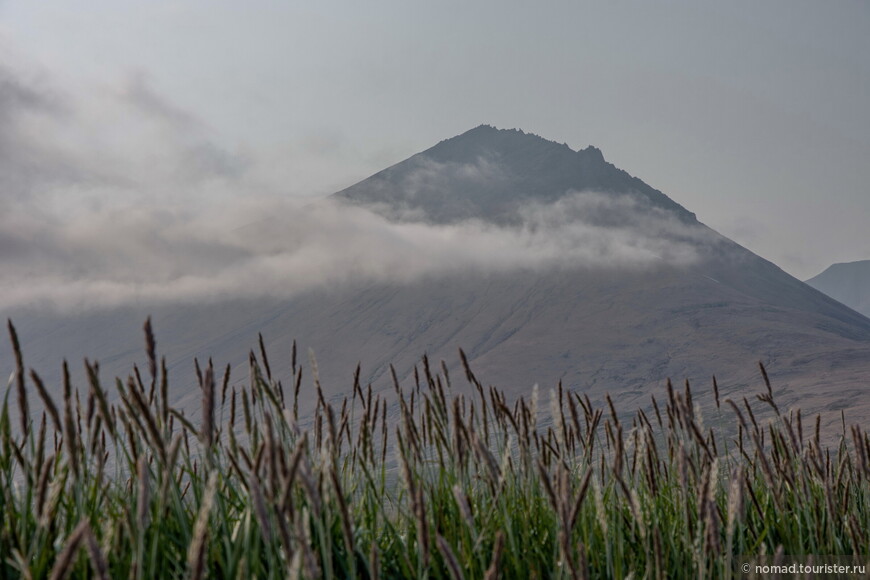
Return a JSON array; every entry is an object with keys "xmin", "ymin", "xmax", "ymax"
[
  {"xmin": 334, "ymin": 124, "xmax": 696, "ymax": 224},
  {"xmin": 806, "ymin": 260, "xmax": 870, "ymax": 318}
]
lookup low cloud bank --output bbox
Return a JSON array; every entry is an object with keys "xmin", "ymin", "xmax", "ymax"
[
  {"xmin": 0, "ymin": 58, "xmax": 717, "ymax": 313},
  {"xmin": 1, "ymin": 192, "xmax": 715, "ymax": 312}
]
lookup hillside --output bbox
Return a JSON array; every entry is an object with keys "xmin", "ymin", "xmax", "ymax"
[
  {"xmin": 4, "ymin": 126, "xmax": 870, "ymax": 427},
  {"xmin": 806, "ymin": 260, "xmax": 870, "ymax": 318}
]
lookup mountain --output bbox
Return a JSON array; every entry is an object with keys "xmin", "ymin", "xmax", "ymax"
[
  {"xmin": 334, "ymin": 124, "xmax": 696, "ymax": 224},
  {"xmin": 5, "ymin": 126, "xmax": 870, "ymax": 429},
  {"xmin": 806, "ymin": 260, "xmax": 870, "ymax": 318}
]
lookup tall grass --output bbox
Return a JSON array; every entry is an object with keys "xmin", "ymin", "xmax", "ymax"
[{"xmin": 1, "ymin": 318, "xmax": 868, "ymax": 579}]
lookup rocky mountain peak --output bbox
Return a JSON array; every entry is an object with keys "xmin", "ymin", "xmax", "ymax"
[{"xmin": 334, "ymin": 125, "xmax": 696, "ymax": 225}]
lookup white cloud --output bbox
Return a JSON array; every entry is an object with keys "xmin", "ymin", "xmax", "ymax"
[
  {"xmin": 0, "ymin": 56, "xmax": 718, "ymax": 314},
  {"xmin": 0, "ymin": 190, "xmax": 716, "ymax": 312}
]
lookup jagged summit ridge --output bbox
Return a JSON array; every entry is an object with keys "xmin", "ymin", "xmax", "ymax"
[{"xmin": 334, "ymin": 125, "xmax": 696, "ymax": 224}]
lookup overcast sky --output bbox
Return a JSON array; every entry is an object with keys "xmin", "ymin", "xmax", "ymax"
[{"xmin": 1, "ymin": 0, "xmax": 868, "ymax": 285}]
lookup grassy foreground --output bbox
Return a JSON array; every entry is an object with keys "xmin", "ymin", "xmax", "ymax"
[{"xmin": 1, "ymin": 319, "xmax": 869, "ymax": 579}]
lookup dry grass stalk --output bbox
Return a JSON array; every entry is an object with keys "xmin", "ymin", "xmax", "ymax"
[
  {"xmin": 61, "ymin": 360, "xmax": 79, "ymax": 478},
  {"xmin": 143, "ymin": 317, "xmax": 157, "ymax": 385},
  {"xmin": 85, "ymin": 361, "xmax": 116, "ymax": 441},
  {"xmin": 726, "ymin": 466, "xmax": 744, "ymax": 547},
  {"xmin": 7, "ymin": 320, "xmax": 29, "ymax": 438},
  {"xmin": 201, "ymin": 365, "xmax": 215, "ymax": 452},
  {"xmin": 137, "ymin": 456, "xmax": 150, "ymax": 530},
  {"xmin": 295, "ymin": 508, "xmax": 321, "ymax": 580},
  {"xmin": 29, "ymin": 370, "xmax": 61, "ymax": 434},
  {"xmin": 258, "ymin": 333, "xmax": 272, "ymax": 382},
  {"xmin": 48, "ymin": 521, "xmax": 88, "ymax": 580},
  {"xmin": 712, "ymin": 376, "xmax": 720, "ymax": 410},
  {"xmin": 415, "ymin": 485, "xmax": 430, "ymax": 569},
  {"xmin": 187, "ymin": 474, "xmax": 218, "ymax": 580},
  {"xmin": 483, "ymin": 531, "xmax": 505, "ymax": 580},
  {"xmin": 329, "ymin": 466, "xmax": 354, "ymax": 564},
  {"xmin": 452, "ymin": 484, "xmax": 474, "ymax": 529},
  {"xmin": 297, "ymin": 462, "xmax": 322, "ymax": 517},
  {"xmin": 250, "ymin": 475, "xmax": 273, "ymax": 544},
  {"xmin": 369, "ymin": 543, "xmax": 380, "ymax": 580},
  {"xmin": 436, "ymin": 535, "xmax": 466, "ymax": 580},
  {"xmin": 35, "ymin": 453, "xmax": 55, "ymax": 523},
  {"xmin": 126, "ymin": 377, "xmax": 167, "ymax": 465},
  {"xmin": 83, "ymin": 526, "xmax": 110, "ymax": 580}
]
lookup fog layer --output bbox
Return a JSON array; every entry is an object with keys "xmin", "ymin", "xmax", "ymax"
[{"xmin": 0, "ymin": 60, "xmax": 714, "ymax": 313}]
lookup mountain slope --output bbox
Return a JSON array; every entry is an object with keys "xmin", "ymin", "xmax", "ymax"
[
  {"xmin": 334, "ymin": 125, "xmax": 870, "ymax": 337},
  {"xmin": 5, "ymin": 126, "xmax": 870, "ymax": 429},
  {"xmin": 806, "ymin": 260, "xmax": 870, "ymax": 318}
]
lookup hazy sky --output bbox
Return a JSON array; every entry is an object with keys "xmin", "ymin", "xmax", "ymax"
[{"xmin": 1, "ymin": 0, "xmax": 868, "ymax": 283}]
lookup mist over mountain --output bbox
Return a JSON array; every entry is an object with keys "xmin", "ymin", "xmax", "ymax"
[
  {"xmin": 4, "ymin": 126, "xmax": 870, "ymax": 428},
  {"xmin": 806, "ymin": 260, "xmax": 870, "ymax": 318}
]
